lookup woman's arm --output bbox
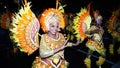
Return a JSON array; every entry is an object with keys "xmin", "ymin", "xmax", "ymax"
[
  {"xmin": 39, "ymin": 35, "xmax": 54, "ymax": 58},
  {"xmin": 54, "ymin": 39, "xmax": 68, "ymax": 53},
  {"xmin": 72, "ymin": 39, "xmax": 81, "ymax": 46}
]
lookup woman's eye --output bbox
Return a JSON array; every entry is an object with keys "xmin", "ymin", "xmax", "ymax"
[
  {"xmin": 56, "ymin": 26, "xmax": 59, "ymax": 28},
  {"xmin": 51, "ymin": 25, "xmax": 55, "ymax": 27}
]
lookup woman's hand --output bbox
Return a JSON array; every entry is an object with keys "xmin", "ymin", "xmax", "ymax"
[{"xmin": 72, "ymin": 39, "xmax": 81, "ymax": 46}]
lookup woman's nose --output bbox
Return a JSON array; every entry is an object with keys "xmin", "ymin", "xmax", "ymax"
[{"xmin": 54, "ymin": 27, "xmax": 58, "ymax": 30}]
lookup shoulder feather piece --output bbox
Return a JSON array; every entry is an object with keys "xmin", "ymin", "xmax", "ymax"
[
  {"xmin": 9, "ymin": 0, "xmax": 40, "ymax": 55},
  {"xmin": 73, "ymin": 8, "xmax": 92, "ymax": 41}
]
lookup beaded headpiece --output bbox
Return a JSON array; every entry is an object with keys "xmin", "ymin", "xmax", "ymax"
[{"xmin": 39, "ymin": 8, "xmax": 65, "ymax": 32}]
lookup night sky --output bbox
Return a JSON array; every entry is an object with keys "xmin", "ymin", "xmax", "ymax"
[{"xmin": 0, "ymin": 0, "xmax": 120, "ymax": 15}]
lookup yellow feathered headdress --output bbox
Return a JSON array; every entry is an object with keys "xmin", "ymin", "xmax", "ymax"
[
  {"xmin": 38, "ymin": 0, "xmax": 66, "ymax": 32},
  {"xmin": 39, "ymin": 8, "xmax": 65, "ymax": 32}
]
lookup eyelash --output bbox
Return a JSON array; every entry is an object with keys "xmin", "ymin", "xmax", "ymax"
[
  {"xmin": 51, "ymin": 25, "xmax": 54, "ymax": 27},
  {"xmin": 51, "ymin": 25, "xmax": 59, "ymax": 28}
]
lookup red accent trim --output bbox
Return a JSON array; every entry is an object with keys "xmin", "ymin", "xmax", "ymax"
[
  {"xmin": 52, "ymin": 59, "xmax": 61, "ymax": 67},
  {"xmin": 41, "ymin": 58, "xmax": 49, "ymax": 64}
]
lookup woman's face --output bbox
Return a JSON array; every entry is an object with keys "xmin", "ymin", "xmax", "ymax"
[{"xmin": 49, "ymin": 23, "xmax": 60, "ymax": 35}]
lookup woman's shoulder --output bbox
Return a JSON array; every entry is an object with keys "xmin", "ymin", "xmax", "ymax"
[
  {"xmin": 59, "ymin": 33, "xmax": 65, "ymax": 37},
  {"xmin": 58, "ymin": 33, "xmax": 66, "ymax": 41}
]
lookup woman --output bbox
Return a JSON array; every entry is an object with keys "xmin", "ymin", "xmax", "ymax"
[{"xmin": 32, "ymin": 8, "xmax": 81, "ymax": 68}]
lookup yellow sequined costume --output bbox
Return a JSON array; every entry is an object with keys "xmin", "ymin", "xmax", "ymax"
[
  {"xmin": 32, "ymin": 33, "xmax": 71, "ymax": 68},
  {"xmin": 86, "ymin": 25, "xmax": 106, "ymax": 54},
  {"xmin": 84, "ymin": 12, "xmax": 106, "ymax": 68}
]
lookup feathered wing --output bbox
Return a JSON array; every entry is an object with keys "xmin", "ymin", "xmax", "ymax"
[
  {"xmin": 73, "ymin": 8, "xmax": 92, "ymax": 42},
  {"xmin": 107, "ymin": 9, "xmax": 120, "ymax": 41},
  {"xmin": 9, "ymin": 1, "xmax": 40, "ymax": 55}
]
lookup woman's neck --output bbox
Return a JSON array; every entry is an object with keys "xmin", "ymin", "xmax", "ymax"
[{"xmin": 47, "ymin": 32, "xmax": 59, "ymax": 40}]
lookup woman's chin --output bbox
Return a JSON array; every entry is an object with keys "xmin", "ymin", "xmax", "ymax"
[{"xmin": 52, "ymin": 32, "xmax": 56, "ymax": 35}]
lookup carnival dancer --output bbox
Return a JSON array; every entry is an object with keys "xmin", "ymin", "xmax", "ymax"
[
  {"xmin": 84, "ymin": 9, "xmax": 106, "ymax": 68},
  {"xmin": 73, "ymin": 3, "xmax": 106, "ymax": 68},
  {"xmin": 10, "ymin": 0, "xmax": 81, "ymax": 68}
]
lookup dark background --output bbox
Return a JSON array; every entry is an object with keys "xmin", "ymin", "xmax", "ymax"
[
  {"xmin": 0, "ymin": 0, "xmax": 120, "ymax": 15},
  {"xmin": 0, "ymin": 0, "xmax": 120, "ymax": 68}
]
